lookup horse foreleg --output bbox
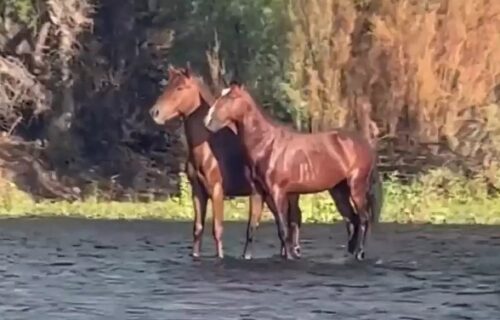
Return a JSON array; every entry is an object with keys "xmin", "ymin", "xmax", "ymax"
[
  {"xmin": 242, "ymin": 192, "xmax": 264, "ymax": 260},
  {"xmin": 252, "ymin": 189, "xmax": 284, "ymax": 258},
  {"xmin": 191, "ymin": 179, "xmax": 208, "ymax": 259},
  {"xmin": 211, "ymin": 183, "xmax": 225, "ymax": 259}
]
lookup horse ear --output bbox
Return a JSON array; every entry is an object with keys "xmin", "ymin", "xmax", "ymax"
[
  {"xmin": 167, "ymin": 64, "xmax": 176, "ymax": 77},
  {"xmin": 183, "ymin": 61, "xmax": 192, "ymax": 78},
  {"xmin": 229, "ymin": 80, "xmax": 244, "ymax": 95}
]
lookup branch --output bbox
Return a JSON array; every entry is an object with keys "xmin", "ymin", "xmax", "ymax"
[
  {"xmin": 33, "ymin": 22, "xmax": 52, "ymax": 69},
  {"xmin": 0, "ymin": 55, "xmax": 50, "ymax": 117}
]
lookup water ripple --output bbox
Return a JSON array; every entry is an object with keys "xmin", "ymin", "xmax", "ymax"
[{"xmin": 0, "ymin": 219, "xmax": 499, "ymax": 319}]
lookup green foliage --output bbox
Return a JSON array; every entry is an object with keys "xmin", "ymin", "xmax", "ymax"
[
  {"xmin": 168, "ymin": 0, "xmax": 293, "ymax": 121},
  {"xmin": 1, "ymin": 0, "xmax": 37, "ymax": 26},
  {"xmin": 381, "ymin": 169, "xmax": 500, "ymax": 224},
  {"xmin": 0, "ymin": 169, "xmax": 499, "ymax": 224}
]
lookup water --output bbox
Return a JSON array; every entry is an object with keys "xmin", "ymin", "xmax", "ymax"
[{"xmin": 0, "ymin": 218, "xmax": 499, "ymax": 319}]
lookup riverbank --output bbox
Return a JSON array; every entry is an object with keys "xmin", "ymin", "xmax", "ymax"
[{"xmin": 1, "ymin": 169, "xmax": 499, "ymax": 225}]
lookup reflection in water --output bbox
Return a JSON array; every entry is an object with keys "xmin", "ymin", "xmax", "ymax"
[{"xmin": 0, "ymin": 219, "xmax": 499, "ymax": 319}]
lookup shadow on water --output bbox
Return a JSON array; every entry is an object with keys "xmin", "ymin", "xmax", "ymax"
[{"xmin": 0, "ymin": 218, "xmax": 499, "ymax": 319}]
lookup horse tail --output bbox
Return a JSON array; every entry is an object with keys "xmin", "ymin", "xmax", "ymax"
[{"xmin": 367, "ymin": 165, "xmax": 383, "ymax": 224}]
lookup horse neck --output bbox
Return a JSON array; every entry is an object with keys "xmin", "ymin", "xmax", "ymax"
[
  {"xmin": 182, "ymin": 78, "xmax": 216, "ymax": 150},
  {"xmin": 238, "ymin": 101, "xmax": 277, "ymax": 159},
  {"xmin": 183, "ymin": 97, "xmax": 211, "ymax": 150}
]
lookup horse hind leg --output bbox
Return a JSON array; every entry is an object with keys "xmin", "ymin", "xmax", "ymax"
[
  {"xmin": 347, "ymin": 169, "xmax": 372, "ymax": 261},
  {"xmin": 328, "ymin": 181, "xmax": 358, "ymax": 255},
  {"xmin": 288, "ymin": 194, "xmax": 302, "ymax": 258}
]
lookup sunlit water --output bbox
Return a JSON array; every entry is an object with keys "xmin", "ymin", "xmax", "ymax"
[{"xmin": 0, "ymin": 218, "xmax": 499, "ymax": 319}]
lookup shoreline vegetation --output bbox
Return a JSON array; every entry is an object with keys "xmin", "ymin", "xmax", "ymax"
[{"xmin": 1, "ymin": 170, "xmax": 499, "ymax": 225}]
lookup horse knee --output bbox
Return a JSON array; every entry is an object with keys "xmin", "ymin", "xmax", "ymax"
[
  {"xmin": 358, "ymin": 210, "xmax": 369, "ymax": 224},
  {"xmin": 193, "ymin": 222, "xmax": 204, "ymax": 238}
]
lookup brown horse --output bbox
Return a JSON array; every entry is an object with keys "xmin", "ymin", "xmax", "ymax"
[
  {"xmin": 149, "ymin": 65, "xmax": 302, "ymax": 259},
  {"xmin": 204, "ymin": 82, "xmax": 383, "ymax": 261}
]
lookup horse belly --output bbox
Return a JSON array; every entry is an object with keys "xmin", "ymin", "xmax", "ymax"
[
  {"xmin": 287, "ymin": 175, "xmax": 342, "ymax": 194},
  {"xmin": 284, "ymin": 161, "xmax": 345, "ymax": 194}
]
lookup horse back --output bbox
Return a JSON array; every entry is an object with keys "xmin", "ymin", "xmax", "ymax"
[{"xmin": 279, "ymin": 129, "xmax": 375, "ymax": 180}]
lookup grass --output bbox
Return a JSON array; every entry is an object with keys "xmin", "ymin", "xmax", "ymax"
[{"xmin": 0, "ymin": 169, "xmax": 499, "ymax": 224}]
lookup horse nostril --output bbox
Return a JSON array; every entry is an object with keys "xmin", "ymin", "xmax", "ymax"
[{"xmin": 150, "ymin": 107, "xmax": 159, "ymax": 119}]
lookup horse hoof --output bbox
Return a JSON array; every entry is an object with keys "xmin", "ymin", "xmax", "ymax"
[
  {"xmin": 191, "ymin": 252, "xmax": 201, "ymax": 259},
  {"xmin": 215, "ymin": 253, "xmax": 224, "ymax": 259},
  {"xmin": 284, "ymin": 249, "xmax": 296, "ymax": 260},
  {"xmin": 279, "ymin": 251, "xmax": 293, "ymax": 260},
  {"xmin": 292, "ymin": 246, "xmax": 302, "ymax": 259},
  {"xmin": 242, "ymin": 253, "xmax": 252, "ymax": 260},
  {"xmin": 280, "ymin": 248, "xmax": 286, "ymax": 257},
  {"xmin": 355, "ymin": 250, "xmax": 365, "ymax": 261}
]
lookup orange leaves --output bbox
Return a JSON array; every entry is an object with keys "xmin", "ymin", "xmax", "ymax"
[{"xmin": 361, "ymin": 0, "xmax": 500, "ymax": 142}]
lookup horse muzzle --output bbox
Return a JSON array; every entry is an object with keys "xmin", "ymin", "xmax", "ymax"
[
  {"xmin": 204, "ymin": 116, "xmax": 219, "ymax": 132},
  {"xmin": 149, "ymin": 106, "xmax": 163, "ymax": 124},
  {"xmin": 149, "ymin": 105, "xmax": 179, "ymax": 125}
]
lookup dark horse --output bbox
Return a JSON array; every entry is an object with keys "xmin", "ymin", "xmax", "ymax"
[
  {"xmin": 204, "ymin": 82, "xmax": 383, "ymax": 260},
  {"xmin": 149, "ymin": 65, "xmax": 302, "ymax": 259}
]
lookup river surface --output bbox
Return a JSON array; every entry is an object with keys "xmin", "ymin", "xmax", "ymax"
[{"xmin": 0, "ymin": 218, "xmax": 499, "ymax": 320}]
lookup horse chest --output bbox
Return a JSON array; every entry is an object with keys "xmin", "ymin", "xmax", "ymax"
[{"xmin": 187, "ymin": 145, "xmax": 215, "ymax": 180}]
